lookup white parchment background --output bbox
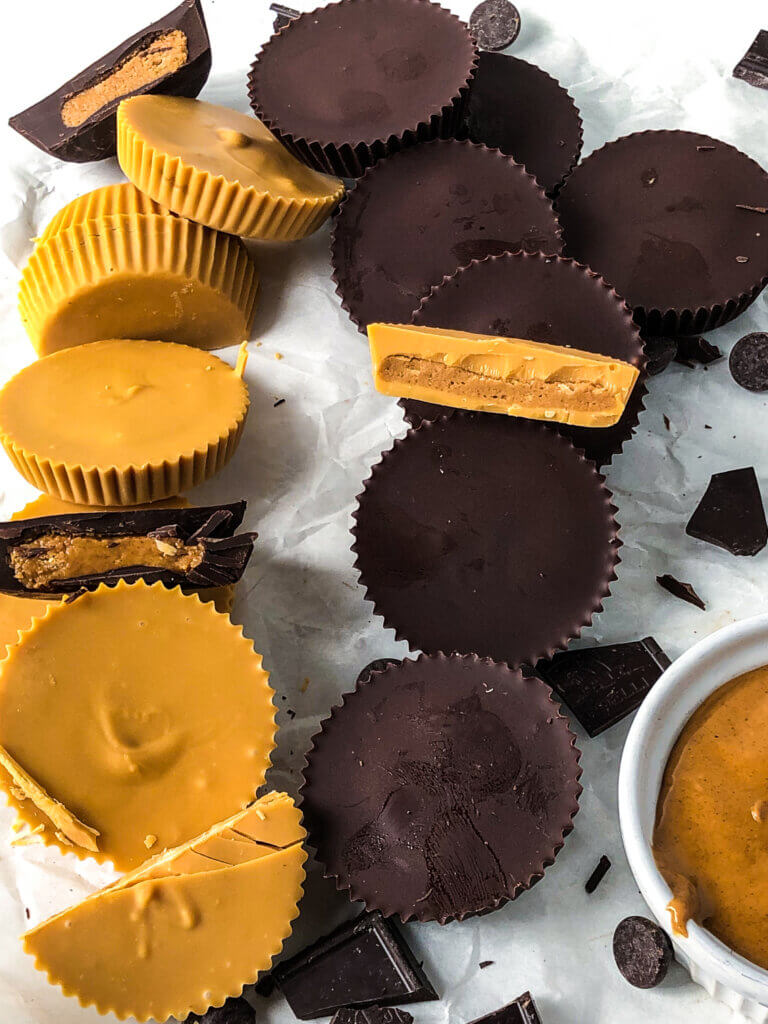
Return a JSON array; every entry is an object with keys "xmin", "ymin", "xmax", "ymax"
[{"xmin": 1, "ymin": 1, "xmax": 768, "ymax": 1021}]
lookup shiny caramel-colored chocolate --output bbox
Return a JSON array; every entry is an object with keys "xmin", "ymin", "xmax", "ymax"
[
  {"xmin": 0, "ymin": 340, "xmax": 249, "ymax": 505},
  {"xmin": 23, "ymin": 791, "xmax": 307, "ymax": 1022},
  {"xmin": 117, "ymin": 95, "xmax": 344, "ymax": 239},
  {"xmin": 0, "ymin": 580, "xmax": 276, "ymax": 870},
  {"xmin": 19, "ymin": 212, "xmax": 258, "ymax": 355},
  {"xmin": 653, "ymin": 665, "xmax": 768, "ymax": 968},
  {"xmin": 367, "ymin": 323, "xmax": 639, "ymax": 427}
]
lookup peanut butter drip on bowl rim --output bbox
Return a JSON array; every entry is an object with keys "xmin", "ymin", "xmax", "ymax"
[
  {"xmin": 0, "ymin": 339, "xmax": 250, "ymax": 506},
  {"xmin": 653, "ymin": 664, "xmax": 768, "ymax": 971},
  {"xmin": 19, "ymin": 211, "xmax": 259, "ymax": 356},
  {"xmin": 0, "ymin": 579, "xmax": 276, "ymax": 870},
  {"xmin": 117, "ymin": 95, "xmax": 345, "ymax": 240},
  {"xmin": 23, "ymin": 791, "xmax": 307, "ymax": 1022}
]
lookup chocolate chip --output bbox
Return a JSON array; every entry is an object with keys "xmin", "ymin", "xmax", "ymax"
[
  {"xmin": 656, "ymin": 574, "xmax": 705, "ymax": 610},
  {"xmin": 469, "ymin": 0, "xmax": 521, "ymax": 50},
  {"xmin": 585, "ymin": 854, "xmax": 612, "ymax": 894},
  {"xmin": 613, "ymin": 916, "xmax": 673, "ymax": 989},
  {"xmin": 730, "ymin": 333, "xmax": 768, "ymax": 391},
  {"xmin": 479, "ymin": 960, "xmax": 495, "ymax": 969},
  {"xmin": 273, "ymin": 398, "xmax": 286, "ymax": 407}
]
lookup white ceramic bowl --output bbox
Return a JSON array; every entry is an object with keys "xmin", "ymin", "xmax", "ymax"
[{"xmin": 619, "ymin": 613, "xmax": 768, "ymax": 1020}]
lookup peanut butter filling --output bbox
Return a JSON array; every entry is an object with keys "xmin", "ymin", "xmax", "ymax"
[
  {"xmin": 10, "ymin": 533, "xmax": 204, "ymax": 589},
  {"xmin": 380, "ymin": 355, "xmax": 618, "ymax": 414},
  {"xmin": 653, "ymin": 665, "xmax": 768, "ymax": 969},
  {"xmin": 61, "ymin": 31, "xmax": 188, "ymax": 128}
]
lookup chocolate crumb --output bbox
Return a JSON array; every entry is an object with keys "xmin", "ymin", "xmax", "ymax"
[
  {"xmin": 286, "ymin": 709, "xmax": 296, "ymax": 719},
  {"xmin": 705, "ymin": 424, "xmax": 712, "ymax": 429},
  {"xmin": 585, "ymin": 854, "xmax": 612, "ymax": 894},
  {"xmin": 24, "ymin": 907, "xmax": 30, "ymax": 919},
  {"xmin": 675, "ymin": 336, "xmax": 722, "ymax": 366},
  {"xmin": 663, "ymin": 415, "xmax": 671, "ymax": 431},
  {"xmin": 479, "ymin": 960, "xmax": 494, "ymax": 969},
  {"xmin": 656, "ymin": 574, "xmax": 705, "ymax": 610},
  {"xmin": 274, "ymin": 398, "xmax": 286, "ymax": 407}
]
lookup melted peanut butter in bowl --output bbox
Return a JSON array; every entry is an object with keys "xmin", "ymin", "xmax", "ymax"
[{"xmin": 653, "ymin": 664, "xmax": 768, "ymax": 969}]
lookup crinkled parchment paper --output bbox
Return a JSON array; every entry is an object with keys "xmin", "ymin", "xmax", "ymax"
[{"xmin": 0, "ymin": 1, "xmax": 767, "ymax": 1021}]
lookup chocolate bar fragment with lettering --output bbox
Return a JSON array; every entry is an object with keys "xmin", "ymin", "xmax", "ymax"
[
  {"xmin": 0, "ymin": 502, "xmax": 255, "ymax": 595},
  {"xmin": 9, "ymin": 0, "xmax": 211, "ymax": 162}
]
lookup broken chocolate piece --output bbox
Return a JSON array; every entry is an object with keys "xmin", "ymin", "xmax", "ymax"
[
  {"xmin": 188, "ymin": 997, "xmax": 256, "ymax": 1024},
  {"xmin": 270, "ymin": 3, "xmax": 300, "ymax": 30},
  {"xmin": 537, "ymin": 638, "xmax": 671, "ymax": 737},
  {"xmin": 613, "ymin": 916, "xmax": 673, "ymax": 989},
  {"xmin": 269, "ymin": 911, "xmax": 438, "ymax": 1019},
  {"xmin": 469, "ymin": 0, "xmax": 521, "ymax": 50},
  {"xmin": 9, "ymin": 0, "xmax": 211, "ymax": 162},
  {"xmin": 585, "ymin": 855, "xmax": 612, "ymax": 894},
  {"xmin": 729, "ymin": 333, "xmax": 768, "ymax": 391},
  {"xmin": 686, "ymin": 467, "xmax": 767, "ymax": 556},
  {"xmin": 644, "ymin": 336, "xmax": 678, "ymax": 376},
  {"xmin": 356, "ymin": 659, "xmax": 401, "ymax": 686},
  {"xmin": 479, "ymin": 960, "xmax": 494, "ymax": 969},
  {"xmin": 330, "ymin": 1008, "xmax": 414, "ymax": 1024},
  {"xmin": 733, "ymin": 29, "xmax": 768, "ymax": 90},
  {"xmin": 656, "ymin": 574, "xmax": 705, "ymax": 611},
  {"xmin": 0, "ymin": 503, "xmax": 254, "ymax": 595},
  {"xmin": 467, "ymin": 994, "xmax": 542, "ymax": 1024},
  {"xmin": 674, "ymin": 336, "xmax": 722, "ymax": 366}
]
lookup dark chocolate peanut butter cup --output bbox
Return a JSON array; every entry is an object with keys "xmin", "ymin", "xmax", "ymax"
[
  {"xmin": 352, "ymin": 414, "xmax": 621, "ymax": 667},
  {"xmin": 248, "ymin": 0, "xmax": 478, "ymax": 178},
  {"xmin": 401, "ymin": 251, "xmax": 646, "ymax": 466},
  {"xmin": 331, "ymin": 139, "xmax": 563, "ymax": 331},
  {"xmin": 459, "ymin": 53, "xmax": 583, "ymax": 196},
  {"xmin": 302, "ymin": 653, "xmax": 582, "ymax": 923},
  {"xmin": 557, "ymin": 130, "xmax": 768, "ymax": 335}
]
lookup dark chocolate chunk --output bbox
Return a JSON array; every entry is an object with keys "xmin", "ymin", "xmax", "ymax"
[
  {"xmin": 686, "ymin": 467, "xmax": 767, "ymax": 556},
  {"xmin": 479, "ymin": 960, "xmax": 495, "ymax": 969},
  {"xmin": 330, "ymin": 1008, "xmax": 414, "ymax": 1024},
  {"xmin": 733, "ymin": 30, "xmax": 768, "ymax": 90},
  {"xmin": 9, "ymin": 0, "xmax": 211, "ymax": 162},
  {"xmin": 188, "ymin": 997, "xmax": 255, "ymax": 1024},
  {"xmin": 0, "ymin": 503, "xmax": 254, "ymax": 595},
  {"xmin": 269, "ymin": 911, "xmax": 438, "ymax": 1019},
  {"xmin": 644, "ymin": 335, "xmax": 678, "ymax": 376},
  {"xmin": 656, "ymin": 574, "xmax": 705, "ymax": 611},
  {"xmin": 469, "ymin": 0, "xmax": 521, "ymax": 51},
  {"xmin": 585, "ymin": 855, "xmax": 612, "ymax": 894},
  {"xmin": 467, "ymin": 994, "xmax": 543, "ymax": 1024},
  {"xmin": 674, "ymin": 336, "xmax": 722, "ymax": 366},
  {"xmin": 613, "ymin": 916, "xmax": 673, "ymax": 989},
  {"xmin": 356, "ymin": 659, "xmax": 401, "ymax": 685},
  {"xmin": 270, "ymin": 3, "xmax": 300, "ymax": 30},
  {"xmin": 729, "ymin": 333, "xmax": 768, "ymax": 391},
  {"xmin": 537, "ymin": 638, "xmax": 671, "ymax": 737}
]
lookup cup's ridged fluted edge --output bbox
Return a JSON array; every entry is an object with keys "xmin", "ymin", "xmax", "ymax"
[
  {"xmin": 0, "ymin": 581, "xmax": 277, "ymax": 865},
  {"xmin": 19, "ymin": 213, "xmax": 259, "ymax": 354},
  {"xmin": 403, "ymin": 249, "xmax": 647, "ymax": 464},
  {"xmin": 39, "ymin": 183, "xmax": 167, "ymax": 243},
  {"xmin": 555, "ymin": 129, "xmax": 768, "ymax": 335},
  {"xmin": 330, "ymin": 138, "xmax": 565, "ymax": 334},
  {"xmin": 247, "ymin": 0, "xmax": 479, "ymax": 177},
  {"xmin": 300, "ymin": 652, "xmax": 583, "ymax": 924},
  {"xmin": 458, "ymin": 56, "xmax": 584, "ymax": 198},
  {"xmin": 116, "ymin": 105, "xmax": 345, "ymax": 240},
  {"xmin": 349, "ymin": 415, "xmax": 622, "ymax": 667}
]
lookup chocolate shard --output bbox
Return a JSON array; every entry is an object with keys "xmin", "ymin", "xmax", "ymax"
[
  {"xmin": 330, "ymin": 1008, "xmax": 414, "ymax": 1024},
  {"xmin": 656, "ymin": 574, "xmax": 705, "ymax": 611},
  {"xmin": 613, "ymin": 916, "xmax": 673, "ymax": 989},
  {"xmin": 188, "ymin": 996, "xmax": 256, "ymax": 1023},
  {"xmin": 585, "ymin": 854, "xmax": 612, "ymax": 894},
  {"xmin": 0, "ymin": 502, "xmax": 255, "ymax": 596},
  {"xmin": 536, "ymin": 638, "xmax": 671, "ymax": 737},
  {"xmin": 687, "ymin": 467, "xmax": 768, "ymax": 556},
  {"xmin": 270, "ymin": 3, "xmax": 300, "ymax": 30},
  {"xmin": 9, "ymin": 0, "xmax": 211, "ymax": 162},
  {"xmin": 268, "ymin": 911, "xmax": 438, "ymax": 1019},
  {"xmin": 643, "ymin": 335, "xmax": 678, "ymax": 376},
  {"xmin": 467, "ymin": 994, "xmax": 543, "ymax": 1024},
  {"xmin": 733, "ymin": 29, "xmax": 768, "ymax": 90},
  {"xmin": 674, "ymin": 336, "xmax": 722, "ymax": 367}
]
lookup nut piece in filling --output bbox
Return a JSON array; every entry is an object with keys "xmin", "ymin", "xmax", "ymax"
[
  {"xmin": 367, "ymin": 323, "xmax": 639, "ymax": 427},
  {"xmin": 653, "ymin": 665, "xmax": 768, "ymax": 969}
]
